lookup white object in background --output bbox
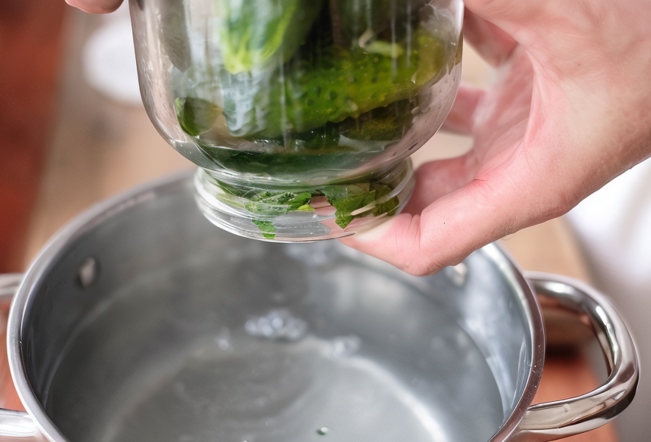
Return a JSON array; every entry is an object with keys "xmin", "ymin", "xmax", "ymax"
[
  {"xmin": 81, "ymin": 3, "xmax": 142, "ymax": 106},
  {"xmin": 566, "ymin": 157, "xmax": 651, "ymax": 442}
]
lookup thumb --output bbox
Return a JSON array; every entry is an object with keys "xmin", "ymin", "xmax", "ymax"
[
  {"xmin": 340, "ymin": 144, "xmax": 568, "ymax": 276},
  {"xmin": 340, "ymin": 179, "xmax": 520, "ymax": 276}
]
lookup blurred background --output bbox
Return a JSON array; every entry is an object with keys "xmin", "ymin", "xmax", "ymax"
[{"xmin": 1, "ymin": 1, "xmax": 648, "ymax": 441}]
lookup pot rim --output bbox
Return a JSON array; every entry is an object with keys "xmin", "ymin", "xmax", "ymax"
[
  {"xmin": 483, "ymin": 245, "xmax": 546, "ymax": 441},
  {"xmin": 6, "ymin": 170, "xmax": 545, "ymax": 442}
]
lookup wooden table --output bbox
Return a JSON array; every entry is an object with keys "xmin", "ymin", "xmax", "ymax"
[{"xmin": 0, "ymin": 5, "xmax": 616, "ymax": 441}]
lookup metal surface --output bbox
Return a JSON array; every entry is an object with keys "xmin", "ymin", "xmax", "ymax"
[
  {"xmin": 513, "ymin": 273, "xmax": 640, "ymax": 442},
  {"xmin": 2, "ymin": 172, "xmax": 638, "ymax": 441},
  {"xmin": 0, "ymin": 274, "xmax": 22, "ymax": 301},
  {"xmin": 0, "ymin": 274, "xmax": 45, "ymax": 440}
]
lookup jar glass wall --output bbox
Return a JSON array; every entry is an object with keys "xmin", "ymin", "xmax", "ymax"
[{"xmin": 129, "ymin": 0, "xmax": 463, "ymax": 241}]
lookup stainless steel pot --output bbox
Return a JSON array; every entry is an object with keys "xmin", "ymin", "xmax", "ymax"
[{"xmin": 0, "ymin": 172, "xmax": 638, "ymax": 441}]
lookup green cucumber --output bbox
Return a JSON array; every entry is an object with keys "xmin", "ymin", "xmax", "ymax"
[
  {"xmin": 221, "ymin": 30, "xmax": 448, "ymax": 139},
  {"xmin": 218, "ymin": 0, "xmax": 324, "ymax": 74}
]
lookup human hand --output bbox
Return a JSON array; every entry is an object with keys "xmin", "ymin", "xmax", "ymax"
[
  {"xmin": 66, "ymin": 0, "xmax": 122, "ymax": 14},
  {"xmin": 342, "ymin": 0, "xmax": 651, "ymax": 275},
  {"xmin": 66, "ymin": 0, "xmax": 651, "ymax": 276}
]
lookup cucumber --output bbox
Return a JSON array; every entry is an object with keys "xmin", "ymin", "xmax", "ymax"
[
  {"xmin": 195, "ymin": 99, "xmax": 417, "ymax": 176},
  {"xmin": 218, "ymin": 0, "xmax": 324, "ymax": 74},
  {"xmin": 221, "ymin": 29, "xmax": 448, "ymax": 139}
]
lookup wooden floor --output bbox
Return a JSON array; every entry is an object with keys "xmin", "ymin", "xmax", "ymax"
[{"xmin": 1, "ymin": 5, "xmax": 617, "ymax": 441}]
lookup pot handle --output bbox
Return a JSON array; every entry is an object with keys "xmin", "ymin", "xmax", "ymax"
[
  {"xmin": 513, "ymin": 271, "xmax": 640, "ymax": 442},
  {"xmin": 0, "ymin": 274, "xmax": 45, "ymax": 440}
]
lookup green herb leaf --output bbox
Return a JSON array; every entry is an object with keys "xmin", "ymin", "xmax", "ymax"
[
  {"xmin": 217, "ymin": 179, "xmax": 398, "ymax": 233},
  {"xmin": 297, "ymin": 204, "xmax": 315, "ymax": 212},
  {"xmin": 252, "ymin": 220, "xmax": 277, "ymax": 239},
  {"xmin": 245, "ymin": 191, "xmax": 313, "ymax": 216},
  {"xmin": 175, "ymin": 97, "xmax": 221, "ymax": 137},
  {"xmin": 217, "ymin": 181, "xmax": 316, "ymax": 236},
  {"xmin": 321, "ymin": 184, "xmax": 376, "ymax": 229}
]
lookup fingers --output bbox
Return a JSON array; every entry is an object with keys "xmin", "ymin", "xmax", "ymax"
[
  {"xmin": 462, "ymin": 2, "xmax": 566, "ymax": 67},
  {"xmin": 341, "ymin": 145, "xmax": 571, "ymax": 276},
  {"xmin": 463, "ymin": 1, "xmax": 579, "ymax": 63},
  {"xmin": 404, "ymin": 154, "xmax": 478, "ymax": 214},
  {"xmin": 341, "ymin": 176, "xmax": 524, "ymax": 276},
  {"xmin": 340, "ymin": 184, "xmax": 509, "ymax": 276},
  {"xmin": 65, "ymin": 0, "xmax": 123, "ymax": 13},
  {"xmin": 442, "ymin": 84, "xmax": 486, "ymax": 135},
  {"xmin": 463, "ymin": 0, "xmax": 547, "ymax": 26},
  {"xmin": 462, "ymin": 10, "xmax": 518, "ymax": 67}
]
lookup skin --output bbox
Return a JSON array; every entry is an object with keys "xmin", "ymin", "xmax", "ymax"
[
  {"xmin": 65, "ymin": 0, "xmax": 123, "ymax": 14},
  {"xmin": 68, "ymin": 0, "xmax": 651, "ymax": 276},
  {"xmin": 342, "ymin": 0, "xmax": 651, "ymax": 276}
]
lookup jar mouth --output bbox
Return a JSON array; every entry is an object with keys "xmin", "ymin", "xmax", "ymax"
[{"xmin": 193, "ymin": 159, "xmax": 415, "ymax": 242}]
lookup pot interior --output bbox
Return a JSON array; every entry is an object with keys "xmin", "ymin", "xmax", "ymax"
[{"xmin": 19, "ymin": 177, "xmax": 536, "ymax": 442}]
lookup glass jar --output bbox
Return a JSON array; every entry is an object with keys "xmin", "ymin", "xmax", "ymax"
[{"xmin": 129, "ymin": 0, "xmax": 463, "ymax": 241}]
